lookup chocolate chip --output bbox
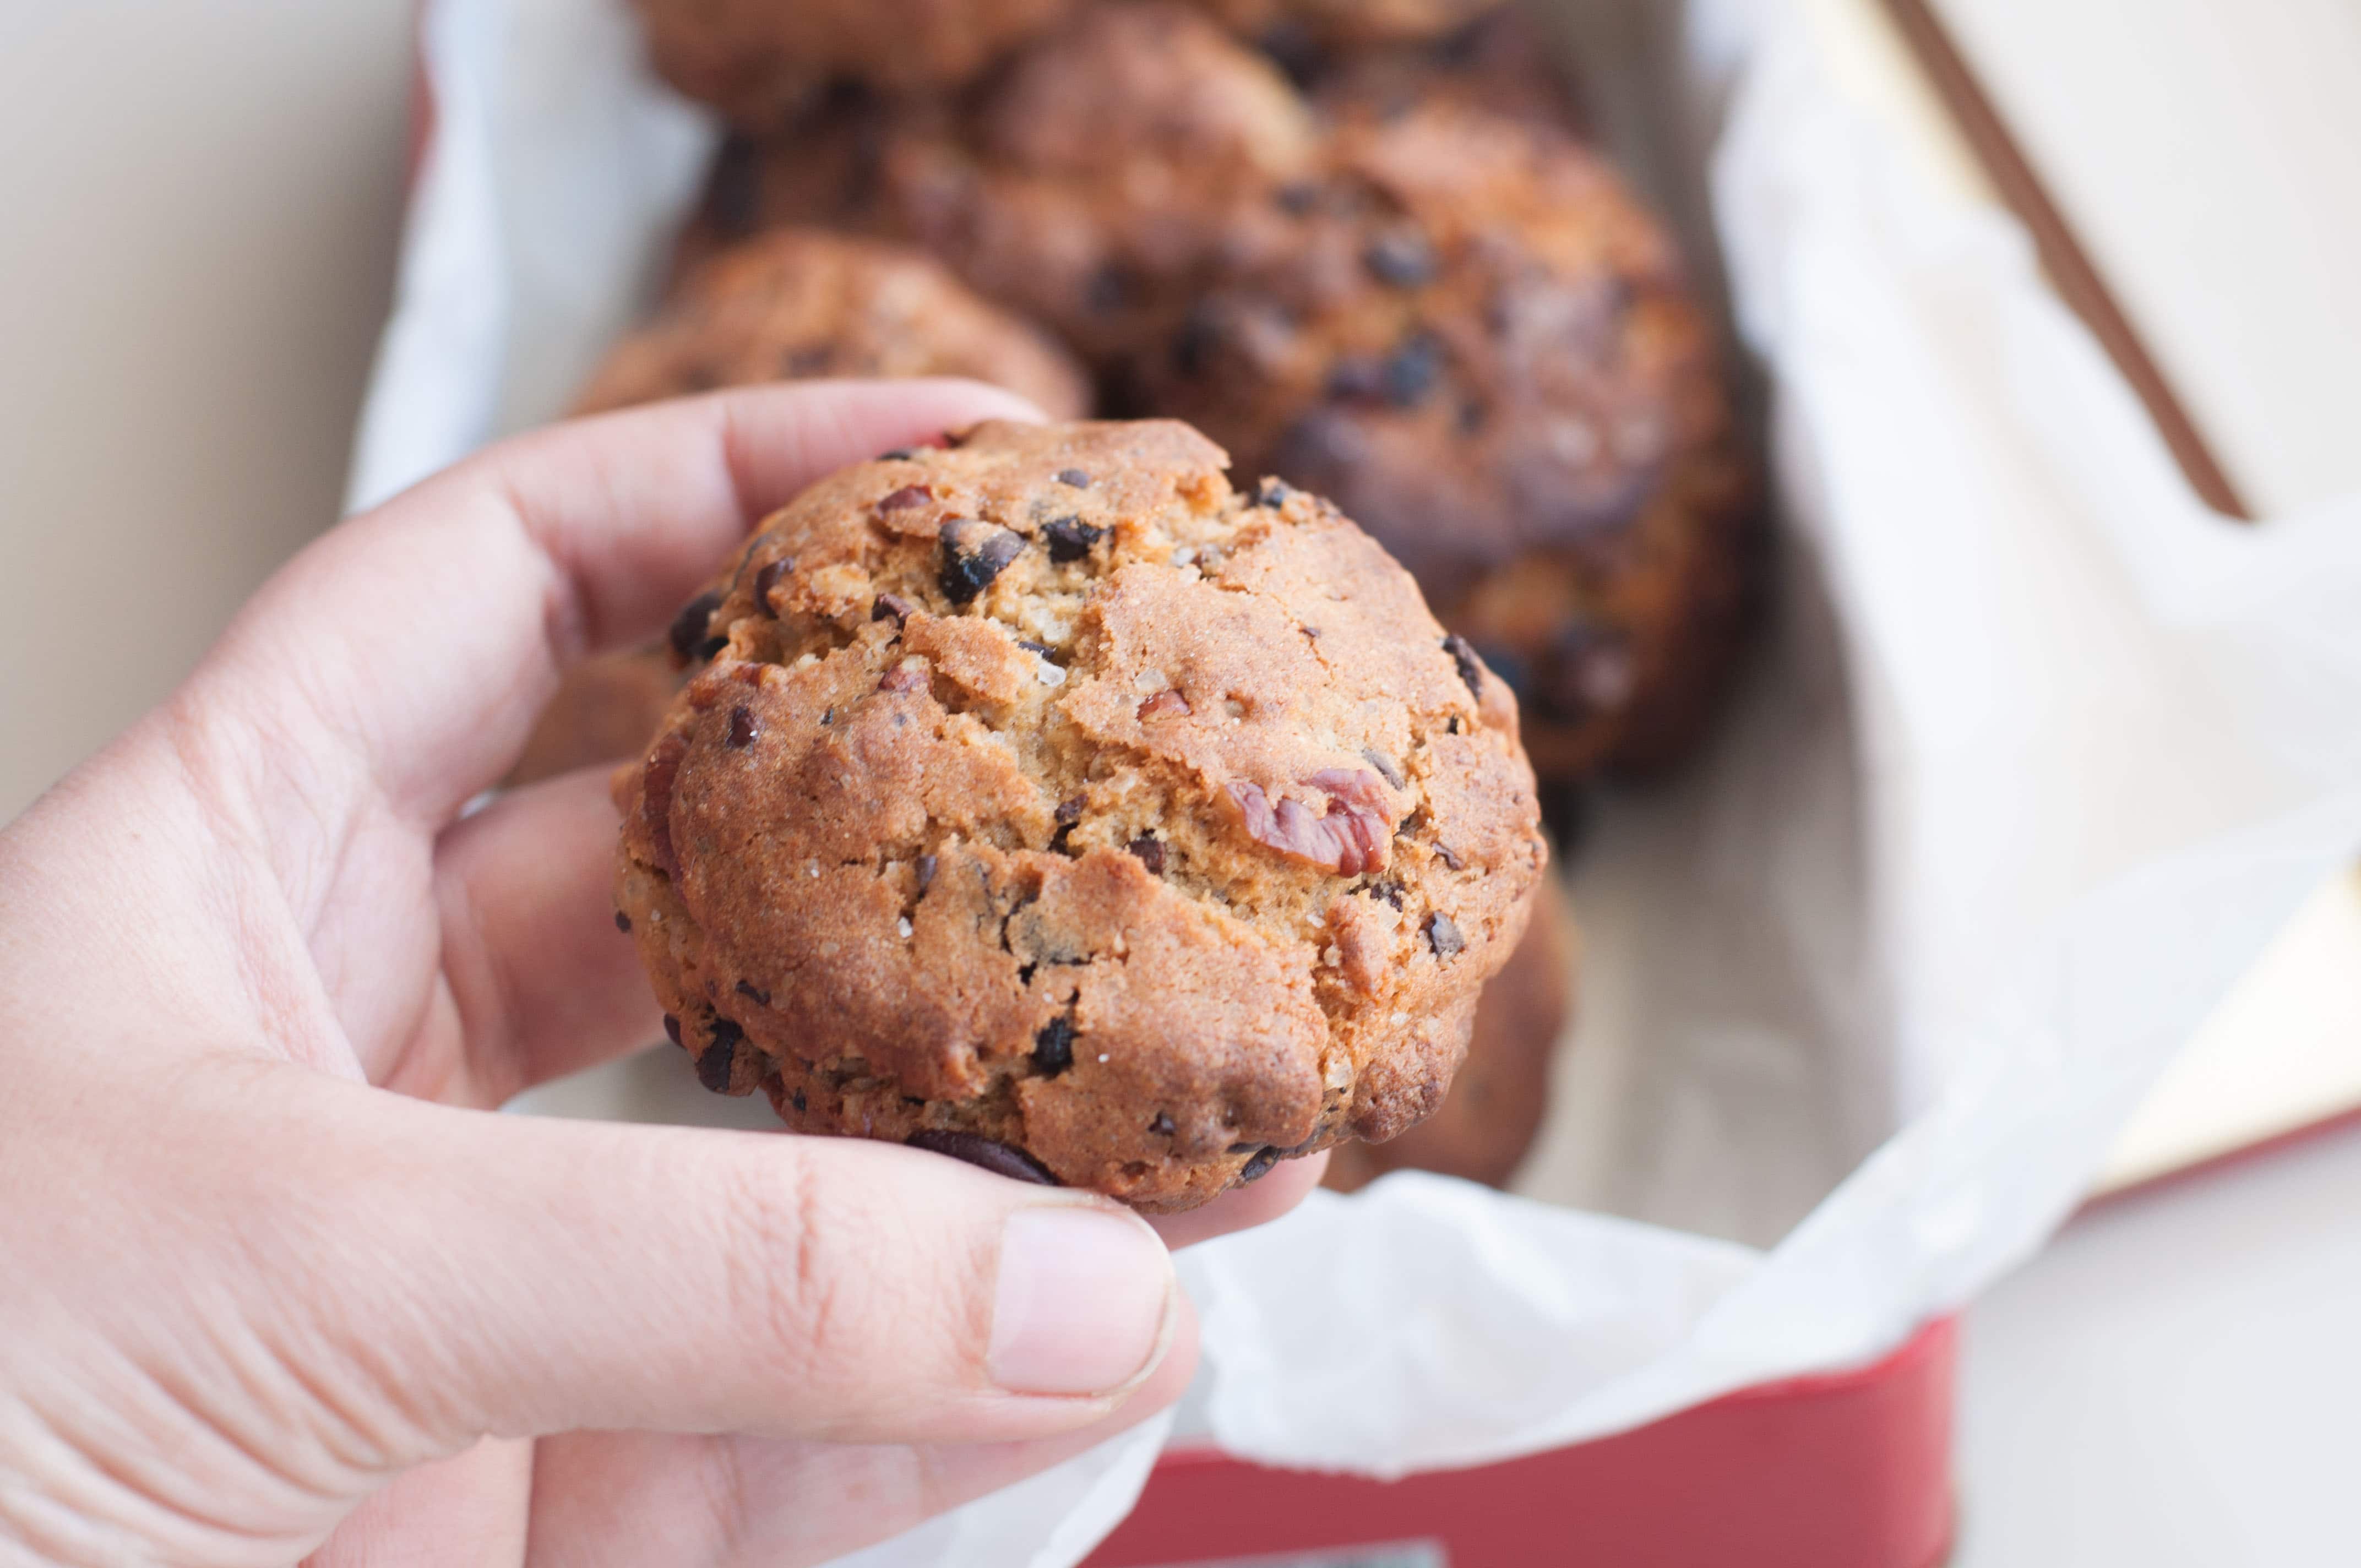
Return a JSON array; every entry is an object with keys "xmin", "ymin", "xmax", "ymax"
[
  {"xmin": 1361, "ymin": 748, "xmax": 1405, "ymax": 790},
  {"xmin": 1258, "ymin": 18, "xmax": 1323, "ymax": 84},
  {"xmin": 1444, "ymin": 633, "xmax": 1486, "ymax": 698},
  {"xmin": 662, "ymin": 1014, "xmax": 682, "ymax": 1047},
  {"xmin": 1150, "ymin": 1113, "xmax": 1176, "ymax": 1137},
  {"xmin": 1382, "ymin": 333, "xmax": 1444, "ymax": 406},
  {"xmin": 710, "ymin": 1016, "xmax": 743, "ymax": 1048},
  {"xmin": 1434, "ymin": 842, "xmax": 1465, "ymax": 872},
  {"xmin": 1054, "ymin": 796, "xmax": 1085, "ymax": 826},
  {"xmin": 1085, "ymin": 264, "xmax": 1138, "ymax": 314},
  {"xmin": 1018, "ymin": 639, "xmax": 1058, "ymax": 659},
  {"xmin": 1364, "ymin": 230, "xmax": 1437, "ymax": 289},
  {"xmin": 725, "ymin": 705, "xmax": 758, "ymax": 749},
  {"xmin": 1275, "ymin": 180, "xmax": 1321, "ymax": 215},
  {"xmin": 753, "ymin": 558, "xmax": 793, "ymax": 609},
  {"xmin": 667, "ymin": 590, "xmax": 723, "ymax": 662},
  {"xmin": 1033, "ymin": 1016, "xmax": 1075, "ymax": 1076},
  {"xmin": 1255, "ymin": 477, "xmax": 1295, "ymax": 509},
  {"xmin": 1228, "ymin": 1141, "xmax": 1260, "ymax": 1155},
  {"xmin": 1369, "ymin": 880, "xmax": 1405, "ymax": 910},
  {"xmin": 879, "ymin": 662, "xmax": 928, "ymax": 694},
  {"xmin": 790, "ymin": 1090, "xmax": 808, "ymax": 1113},
  {"xmin": 1128, "ymin": 835, "xmax": 1166, "ymax": 876},
  {"xmin": 1172, "ymin": 302, "xmax": 1222, "ymax": 378},
  {"xmin": 704, "ymin": 135, "xmax": 761, "ymax": 237},
  {"xmin": 915, "ymin": 854, "xmax": 938, "ymax": 891},
  {"xmin": 872, "ymin": 592, "xmax": 915, "ymax": 625},
  {"xmin": 695, "ymin": 1030, "xmax": 738, "ymax": 1094},
  {"xmin": 1326, "ymin": 358, "xmax": 1384, "ymax": 401},
  {"xmin": 1238, "ymin": 1147, "xmax": 1282, "ymax": 1184},
  {"xmin": 736, "ymin": 979, "xmax": 770, "ymax": 1007},
  {"xmin": 784, "ymin": 344, "xmax": 833, "ymax": 376},
  {"xmin": 1425, "ymin": 912, "xmax": 1465, "ymax": 960},
  {"xmin": 1055, "ymin": 468, "xmax": 1091, "ymax": 488},
  {"xmin": 1043, "ymin": 516, "xmax": 1106, "ymax": 562},
  {"xmin": 877, "ymin": 484, "xmax": 933, "ymax": 513},
  {"xmin": 905, "ymin": 1130, "xmax": 1060, "ymax": 1186},
  {"xmin": 938, "ymin": 519, "xmax": 1023, "ymax": 604},
  {"xmin": 614, "ymin": 910, "xmax": 632, "ymax": 933},
  {"xmin": 878, "ymin": 447, "xmax": 917, "ymax": 461},
  {"xmin": 694, "ymin": 635, "xmax": 727, "ymax": 661}
]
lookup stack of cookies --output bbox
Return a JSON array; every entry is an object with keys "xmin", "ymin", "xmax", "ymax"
[{"xmin": 535, "ymin": 0, "xmax": 1760, "ymax": 1202}]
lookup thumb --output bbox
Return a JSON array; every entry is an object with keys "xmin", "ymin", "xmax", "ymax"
[{"xmin": 251, "ymin": 1074, "xmax": 1185, "ymax": 1453}]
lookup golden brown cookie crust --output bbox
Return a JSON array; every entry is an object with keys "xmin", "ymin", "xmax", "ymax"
[
  {"xmin": 574, "ymin": 228, "xmax": 1089, "ymax": 420},
  {"xmin": 614, "ymin": 420, "xmax": 1546, "ymax": 1209},
  {"xmin": 1322, "ymin": 874, "xmax": 1571, "ymax": 1193}
]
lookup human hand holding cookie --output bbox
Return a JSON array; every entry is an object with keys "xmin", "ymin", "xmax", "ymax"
[{"xmin": 0, "ymin": 384, "xmax": 1329, "ymax": 1566}]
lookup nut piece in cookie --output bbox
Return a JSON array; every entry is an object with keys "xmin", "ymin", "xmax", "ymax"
[{"xmin": 614, "ymin": 419, "xmax": 1547, "ymax": 1211}]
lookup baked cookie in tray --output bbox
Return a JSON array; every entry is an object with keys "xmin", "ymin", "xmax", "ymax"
[{"xmin": 614, "ymin": 419, "xmax": 1547, "ymax": 1210}]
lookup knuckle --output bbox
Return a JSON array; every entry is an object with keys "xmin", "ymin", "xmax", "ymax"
[
  {"xmin": 711, "ymin": 1145, "xmax": 987, "ymax": 1422},
  {"xmin": 714, "ymin": 1148, "xmax": 848, "ymax": 1391}
]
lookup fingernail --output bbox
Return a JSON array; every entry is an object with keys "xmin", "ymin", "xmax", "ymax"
[{"xmin": 989, "ymin": 1206, "xmax": 1177, "ymax": 1396}]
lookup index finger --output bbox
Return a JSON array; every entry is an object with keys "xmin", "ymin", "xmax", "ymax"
[{"xmin": 195, "ymin": 379, "xmax": 1041, "ymax": 825}]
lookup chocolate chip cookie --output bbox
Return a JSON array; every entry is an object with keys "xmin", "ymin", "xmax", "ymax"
[
  {"xmin": 575, "ymin": 228, "xmax": 1089, "ymax": 420},
  {"xmin": 680, "ymin": 4, "xmax": 1319, "ymax": 366},
  {"xmin": 1322, "ymin": 872, "xmax": 1570, "ymax": 1193},
  {"xmin": 613, "ymin": 419, "xmax": 1547, "ymax": 1210},
  {"xmin": 1134, "ymin": 101, "xmax": 1758, "ymax": 780},
  {"xmin": 627, "ymin": 0, "xmax": 1084, "ymax": 128}
]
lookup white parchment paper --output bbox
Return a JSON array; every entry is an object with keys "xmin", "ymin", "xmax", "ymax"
[{"xmin": 350, "ymin": 0, "xmax": 2361, "ymax": 1560}]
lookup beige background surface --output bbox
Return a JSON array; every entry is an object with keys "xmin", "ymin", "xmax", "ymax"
[{"xmin": 0, "ymin": 1, "xmax": 411, "ymax": 822}]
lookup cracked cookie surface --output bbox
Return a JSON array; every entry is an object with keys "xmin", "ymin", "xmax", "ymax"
[
  {"xmin": 614, "ymin": 418, "xmax": 1546, "ymax": 1209},
  {"xmin": 1322, "ymin": 874, "xmax": 1571, "ymax": 1194}
]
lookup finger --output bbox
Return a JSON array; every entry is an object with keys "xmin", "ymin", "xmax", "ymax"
[
  {"xmin": 523, "ymin": 1316, "xmax": 1198, "ymax": 1568},
  {"xmin": 303, "ymin": 1440, "xmax": 531, "ymax": 1568},
  {"xmin": 239, "ymin": 1070, "xmax": 1186, "ymax": 1456},
  {"xmin": 189, "ymin": 380, "xmax": 1042, "ymax": 827},
  {"xmin": 1148, "ymin": 1148, "xmax": 1330, "ymax": 1251},
  {"xmin": 420, "ymin": 766, "xmax": 654, "ymax": 1102}
]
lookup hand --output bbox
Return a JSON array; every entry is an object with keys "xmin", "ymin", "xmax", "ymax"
[{"xmin": 0, "ymin": 383, "xmax": 1326, "ymax": 1568}]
